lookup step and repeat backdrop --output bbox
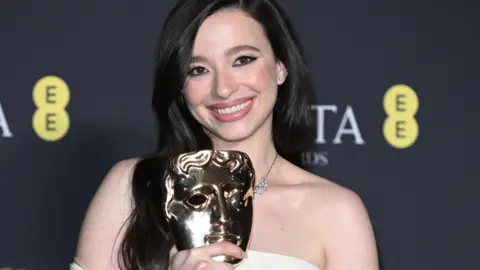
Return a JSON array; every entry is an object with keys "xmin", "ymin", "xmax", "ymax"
[{"xmin": 0, "ymin": 0, "xmax": 478, "ymax": 269}]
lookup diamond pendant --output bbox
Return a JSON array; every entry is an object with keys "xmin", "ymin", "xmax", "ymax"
[{"xmin": 253, "ymin": 176, "xmax": 268, "ymax": 198}]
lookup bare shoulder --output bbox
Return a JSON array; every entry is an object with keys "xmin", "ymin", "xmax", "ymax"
[
  {"xmin": 284, "ymin": 163, "xmax": 362, "ymax": 209},
  {"xmin": 302, "ymin": 170, "xmax": 364, "ymax": 212},
  {"xmin": 293, "ymin": 167, "xmax": 372, "ymax": 235},
  {"xmin": 75, "ymin": 158, "xmax": 141, "ymax": 269},
  {"xmin": 288, "ymin": 164, "xmax": 379, "ymax": 269}
]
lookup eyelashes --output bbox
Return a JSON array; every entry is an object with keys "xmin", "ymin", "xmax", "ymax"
[
  {"xmin": 233, "ymin": 55, "xmax": 257, "ymax": 66},
  {"xmin": 188, "ymin": 66, "xmax": 208, "ymax": 77},
  {"xmin": 187, "ymin": 55, "xmax": 258, "ymax": 77}
]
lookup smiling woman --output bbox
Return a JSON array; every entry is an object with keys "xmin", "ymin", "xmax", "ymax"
[
  {"xmin": 183, "ymin": 10, "xmax": 286, "ymax": 143},
  {"xmin": 72, "ymin": 0, "xmax": 379, "ymax": 270}
]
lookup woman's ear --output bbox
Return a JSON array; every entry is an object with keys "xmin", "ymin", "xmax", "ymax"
[{"xmin": 276, "ymin": 61, "xmax": 288, "ymax": 85}]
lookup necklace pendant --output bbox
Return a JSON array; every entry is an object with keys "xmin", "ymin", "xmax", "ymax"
[{"xmin": 253, "ymin": 176, "xmax": 268, "ymax": 198}]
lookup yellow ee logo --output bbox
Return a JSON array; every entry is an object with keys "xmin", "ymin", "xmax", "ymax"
[
  {"xmin": 32, "ymin": 75, "xmax": 70, "ymax": 141},
  {"xmin": 383, "ymin": 84, "xmax": 419, "ymax": 149}
]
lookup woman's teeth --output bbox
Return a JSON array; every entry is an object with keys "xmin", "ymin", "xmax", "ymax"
[{"xmin": 213, "ymin": 100, "xmax": 251, "ymax": 115}]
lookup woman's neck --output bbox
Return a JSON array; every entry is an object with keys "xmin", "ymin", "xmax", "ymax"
[{"xmin": 210, "ymin": 127, "xmax": 278, "ymax": 182}]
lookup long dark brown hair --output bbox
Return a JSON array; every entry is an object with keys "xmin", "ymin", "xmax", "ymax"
[{"xmin": 119, "ymin": 0, "xmax": 316, "ymax": 269}]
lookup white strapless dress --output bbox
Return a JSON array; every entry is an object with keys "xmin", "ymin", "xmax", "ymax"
[
  {"xmin": 236, "ymin": 250, "xmax": 320, "ymax": 270},
  {"xmin": 70, "ymin": 250, "xmax": 320, "ymax": 270}
]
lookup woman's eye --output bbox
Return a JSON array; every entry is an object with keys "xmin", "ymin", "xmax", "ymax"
[
  {"xmin": 188, "ymin": 67, "xmax": 207, "ymax": 77},
  {"xmin": 233, "ymin": 56, "xmax": 257, "ymax": 66}
]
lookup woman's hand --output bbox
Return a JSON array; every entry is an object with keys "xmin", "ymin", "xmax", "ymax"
[{"xmin": 169, "ymin": 242, "xmax": 246, "ymax": 270}]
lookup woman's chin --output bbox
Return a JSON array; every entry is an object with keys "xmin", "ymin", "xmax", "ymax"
[{"xmin": 209, "ymin": 128, "xmax": 256, "ymax": 145}]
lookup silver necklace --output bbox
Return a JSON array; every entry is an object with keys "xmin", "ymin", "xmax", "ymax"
[{"xmin": 253, "ymin": 152, "xmax": 278, "ymax": 198}]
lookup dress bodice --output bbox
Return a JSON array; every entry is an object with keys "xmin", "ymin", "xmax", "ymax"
[
  {"xmin": 236, "ymin": 250, "xmax": 320, "ymax": 270},
  {"xmin": 70, "ymin": 250, "xmax": 320, "ymax": 270}
]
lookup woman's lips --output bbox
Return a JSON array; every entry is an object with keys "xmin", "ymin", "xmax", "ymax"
[{"xmin": 208, "ymin": 97, "xmax": 254, "ymax": 122}]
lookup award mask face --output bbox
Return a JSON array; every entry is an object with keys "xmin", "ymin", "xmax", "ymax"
[{"xmin": 163, "ymin": 150, "xmax": 255, "ymax": 264}]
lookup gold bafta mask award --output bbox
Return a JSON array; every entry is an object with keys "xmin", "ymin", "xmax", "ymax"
[{"xmin": 163, "ymin": 150, "xmax": 255, "ymax": 264}]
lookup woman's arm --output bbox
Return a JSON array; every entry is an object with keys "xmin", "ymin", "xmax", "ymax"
[
  {"xmin": 74, "ymin": 158, "xmax": 138, "ymax": 270},
  {"xmin": 324, "ymin": 190, "xmax": 379, "ymax": 270}
]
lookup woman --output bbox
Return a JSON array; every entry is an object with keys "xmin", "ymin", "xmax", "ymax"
[{"xmin": 72, "ymin": 0, "xmax": 379, "ymax": 269}]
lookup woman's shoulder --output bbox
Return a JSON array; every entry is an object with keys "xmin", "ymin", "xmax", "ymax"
[
  {"xmin": 74, "ymin": 157, "xmax": 141, "ymax": 269},
  {"xmin": 303, "ymin": 171, "xmax": 360, "ymax": 207},
  {"xmin": 289, "ymin": 163, "xmax": 378, "ymax": 267},
  {"xmin": 105, "ymin": 157, "xmax": 142, "ymax": 182},
  {"xmin": 284, "ymin": 161, "xmax": 369, "ymax": 223}
]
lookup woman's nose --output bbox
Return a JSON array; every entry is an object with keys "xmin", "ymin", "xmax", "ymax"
[{"xmin": 213, "ymin": 70, "xmax": 239, "ymax": 99}]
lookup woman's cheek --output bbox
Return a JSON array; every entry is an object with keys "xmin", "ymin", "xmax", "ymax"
[
  {"xmin": 244, "ymin": 65, "xmax": 277, "ymax": 91},
  {"xmin": 184, "ymin": 80, "xmax": 210, "ymax": 105}
]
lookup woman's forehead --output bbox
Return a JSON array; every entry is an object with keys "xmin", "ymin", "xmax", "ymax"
[{"xmin": 192, "ymin": 9, "xmax": 271, "ymax": 56}]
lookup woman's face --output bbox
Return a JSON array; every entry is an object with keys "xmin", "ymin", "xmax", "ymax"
[{"xmin": 183, "ymin": 9, "xmax": 287, "ymax": 144}]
